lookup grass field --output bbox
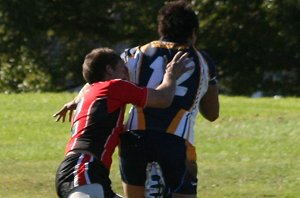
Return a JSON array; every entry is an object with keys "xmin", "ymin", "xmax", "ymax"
[{"xmin": 0, "ymin": 93, "xmax": 299, "ymax": 198}]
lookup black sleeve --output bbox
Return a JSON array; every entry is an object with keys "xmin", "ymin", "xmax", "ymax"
[{"xmin": 201, "ymin": 51, "xmax": 218, "ymax": 85}]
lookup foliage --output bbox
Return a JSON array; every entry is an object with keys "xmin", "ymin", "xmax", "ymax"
[
  {"xmin": 0, "ymin": 0, "xmax": 299, "ymax": 95},
  {"xmin": 0, "ymin": 0, "xmax": 164, "ymax": 92},
  {"xmin": 0, "ymin": 49, "xmax": 51, "ymax": 93},
  {"xmin": 195, "ymin": 0, "xmax": 300, "ymax": 95}
]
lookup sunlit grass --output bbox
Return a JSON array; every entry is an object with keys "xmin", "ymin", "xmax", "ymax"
[{"xmin": 0, "ymin": 94, "xmax": 299, "ymax": 197}]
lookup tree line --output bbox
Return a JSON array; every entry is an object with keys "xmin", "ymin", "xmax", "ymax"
[{"xmin": 0, "ymin": 0, "xmax": 299, "ymax": 96}]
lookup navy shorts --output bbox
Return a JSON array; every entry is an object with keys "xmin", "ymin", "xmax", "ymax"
[
  {"xmin": 175, "ymin": 160, "xmax": 198, "ymax": 195},
  {"xmin": 119, "ymin": 130, "xmax": 187, "ymax": 193}
]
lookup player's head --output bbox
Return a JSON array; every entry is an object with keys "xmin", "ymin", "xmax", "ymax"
[
  {"xmin": 157, "ymin": 0, "xmax": 199, "ymax": 40},
  {"xmin": 82, "ymin": 48, "xmax": 128, "ymax": 83}
]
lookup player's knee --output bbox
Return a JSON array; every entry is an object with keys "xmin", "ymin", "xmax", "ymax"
[{"xmin": 67, "ymin": 183, "xmax": 105, "ymax": 198}]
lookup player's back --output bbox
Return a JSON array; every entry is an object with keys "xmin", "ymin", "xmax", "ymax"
[{"xmin": 123, "ymin": 39, "xmax": 209, "ymax": 144}]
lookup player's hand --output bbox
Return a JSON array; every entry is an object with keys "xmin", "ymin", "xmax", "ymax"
[
  {"xmin": 53, "ymin": 100, "xmax": 77, "ymax": 122},
  {"xmin": 165, "ymin": 51, "xmax": 193, "ymax": 79}
]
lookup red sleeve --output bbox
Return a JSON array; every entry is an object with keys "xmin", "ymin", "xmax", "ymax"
[{"xmin": 107, "ymin": 79, "xmax": 147, "ymax": 112}]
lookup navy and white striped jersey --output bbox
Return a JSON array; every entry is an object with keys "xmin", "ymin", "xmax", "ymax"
[{"xmin": 122, "ymin": 39, "xmax": 211, "ymax": 145}]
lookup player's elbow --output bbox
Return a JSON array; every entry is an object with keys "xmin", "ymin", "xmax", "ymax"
[
  {"xmin": 201, "ymin": 110, "xmax": 219, "ymax": 122},
  {"xmin": 146, "ymin": 91, "xmax": 173, "ymax": 108},
  {"xmin": 206, "ymin": 113, "xmax": 219, "ymax": 122},
  {"xmin": 158, "ymin": 98, "xmax": 173, "ymax": 108}
]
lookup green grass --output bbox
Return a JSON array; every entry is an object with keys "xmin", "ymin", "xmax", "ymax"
[{"xmin": 0, "ymin": 93, "xmax": 299, "ymax": 197}]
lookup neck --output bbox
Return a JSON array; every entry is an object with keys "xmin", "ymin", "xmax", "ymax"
[{"xmin": 161, "ymin": 36, "xmax": 194, "ymax": 45}]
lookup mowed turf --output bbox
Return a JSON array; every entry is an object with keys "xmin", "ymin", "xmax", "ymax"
[{"xmin": 0, "ymin": 93, "xmax": 299, "ymax": 198}]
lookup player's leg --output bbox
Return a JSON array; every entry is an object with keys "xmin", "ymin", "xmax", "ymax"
[
  {"xmin": 172, "ymin": 142, "xmax": 198, "ymax": 198},
  {"xmin": 119, "ymin": 131, "xmax": 148, "ymax": 198},
  {"xmin": 122, "ymin": 182, "xmax": 145, "ymax": 198},
  {"xmin": 172, "ymin": 162, "xmax": 197, "ymax": 198},
  {"xmin": 173, "ymin": 193, "xmax": 196, "ymax": 198},
  {"xmin": 56, "ymin": 153, "xmax": 118, "ymax": 198},
  {"xmin": 67, "ymin": 183, "xmax": 105, "ymax": 198},
  {"xmin": 153, "ymin": 133, "xmax": 186, "ymax": 195},
  {"xmin": 67, "ymin": 183, "xmax": 123, "ymax": 198}
]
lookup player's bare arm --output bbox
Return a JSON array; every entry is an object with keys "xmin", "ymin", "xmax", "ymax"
[
  {"xmin": 54, "ymin": 52, "xmax": 192, "ymax": 121},
  {"xmin": 199, "ymin": 84, "xmax": 219, "ymax": 121},
  {"xmin": 146, "ymin": 51, "xmax": 193, "ymax": 108},
  {"xmin": 53, "ymin": 83, "xmax": 90, "ymax": 122}
]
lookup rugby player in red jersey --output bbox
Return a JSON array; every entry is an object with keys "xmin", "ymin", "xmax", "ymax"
[{"xmin": 53, "ymin": 47, "xmax": 191, "ymax": 198}]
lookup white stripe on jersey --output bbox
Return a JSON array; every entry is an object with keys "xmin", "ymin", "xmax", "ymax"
[
  {"xmin": 74, "ymin": 154, "xmax": 93, "ymax": 187},
  {"xmin": 124, "ymin": 47, "xmax": 209, "ymax": 145}
]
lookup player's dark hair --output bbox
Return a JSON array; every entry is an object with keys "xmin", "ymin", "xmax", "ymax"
[
  {"xmin": 157, "ymin": 0, "xmax": 199, "ymax": 39},
  {"xmin": 82, "ymin": 48, "xmax": 121, "ymax": 84}
]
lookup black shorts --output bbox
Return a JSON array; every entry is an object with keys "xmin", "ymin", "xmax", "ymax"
[
  {"xmin": 119, "ymin": 130, "xmax": 187, "ymax": 193},
  {"xmin": 55, "ymin": 152, "xmax": 115, "ymax": 198}
]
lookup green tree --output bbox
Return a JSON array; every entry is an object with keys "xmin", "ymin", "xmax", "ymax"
[
  {"xmin": 0, "ymin": 0, "xmax": 299, "ymax": 95},
  {"xmin": 196, "ymin": 0, "xmax": 300, "ymax": 95},
  {"xmin": 0, "ymin": 0, "xmax": 164, "ymax": 92}
]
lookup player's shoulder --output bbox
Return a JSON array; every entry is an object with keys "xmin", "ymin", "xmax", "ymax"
[
  {"xmin": 109, "ymin": 79, "xmax": 128, "ymax": 85},
  {"xmin": 199, "ymin": 50, "xmax": 212, "ymax": 61},
  {"xmin": 124, "ymin": 46, "xmax": 139, "ymax": 56},
  {"xmin": 109, "ymin": 79, "xmax": 137, "ymax": 88},
  {"xmin": 120, "ymin": 46, "xmax": 139, "ymax": 60},
  {"xmin": 199, "ymin": 50, "xmax": 216, "ymax": 67}
]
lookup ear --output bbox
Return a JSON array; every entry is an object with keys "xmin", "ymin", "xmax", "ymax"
[
  {"xmin": 105, "ymin": 65, "xmax": 114, "ymax": 76},
  {"xmin": 191, "ymin": 29, "xmax": 197, "ymax": 44}
]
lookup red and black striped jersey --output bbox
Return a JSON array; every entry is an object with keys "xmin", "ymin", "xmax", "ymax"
[{"xmin": 65, "ymin": 79, "xmax": 147, "ymax": 169}]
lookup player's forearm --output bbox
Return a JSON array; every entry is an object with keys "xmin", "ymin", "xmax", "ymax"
[
  {"xmin": 199, "ymin": 85, "xmax": 219, "ymax": 121},
  {"xmin": 146, "ymin": 73, "xmax": 176, "ymax": 108},
  {"xmin": 156, "ymin": 72, "xmax": 177, "ymax": 105},
  {"xmin": 145, "ymin": 51, "xmax": 191, "ymax": 108}
]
